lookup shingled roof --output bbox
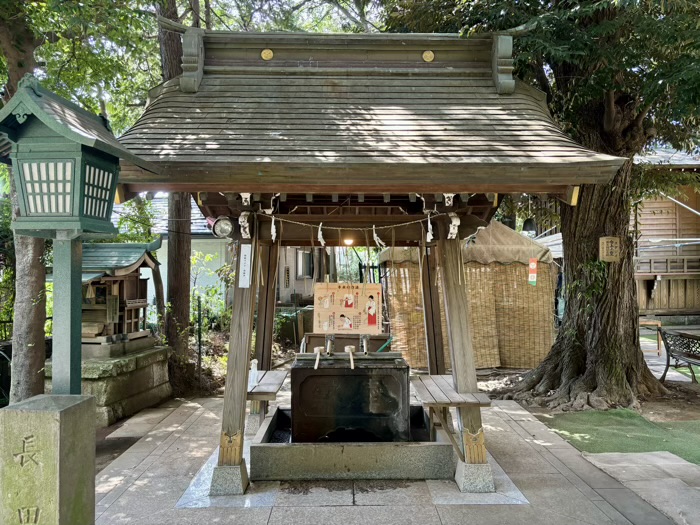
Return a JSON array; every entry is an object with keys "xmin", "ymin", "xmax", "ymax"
[{"xmin": 118, "ymin": 32, "xmax": 625, "ymax": 194}]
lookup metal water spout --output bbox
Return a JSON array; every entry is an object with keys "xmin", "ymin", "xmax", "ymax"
[{"xmin": 345, "ymin": 345, "xmax": 355, "ymax": 369}]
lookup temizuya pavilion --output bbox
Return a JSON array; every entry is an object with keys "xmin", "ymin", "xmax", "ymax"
[{"xmin": 15, "ymin": 29, "xmax": 627, "ymax": 494}]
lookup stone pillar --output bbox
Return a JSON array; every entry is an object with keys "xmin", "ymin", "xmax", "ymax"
[
  {"xmin": 0, "ymin": 395, "xmax": 96, "ymax": 525},
  {"xmin": 52, "ymin": 237, "xmax": 83, "ymax": 394}
]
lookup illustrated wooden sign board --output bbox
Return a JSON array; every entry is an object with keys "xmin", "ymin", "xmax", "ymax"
[{"xmin": 313, "ymin": 283, "xmax": 382, "ymax": 334}]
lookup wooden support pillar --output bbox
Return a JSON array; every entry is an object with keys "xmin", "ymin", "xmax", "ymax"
[
  {"xmin": 255, "ymin": 243, "xmax": 280, "ymax": 371},
  {"xmin": 251, "ymin": 242, "xmax": 279, "ymax": 430},
  {"xmin": 211, "ymin": 223, "xmax": 259, "ymax": 495},
  {"xmin": 437, "ymin": 224, "xmax": 487, "ymax": 466},
  {"xmin": 421, "ymin": 244, "xmax": 446, "ymax": 375}
]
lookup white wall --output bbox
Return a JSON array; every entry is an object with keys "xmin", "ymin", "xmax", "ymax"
[{"xmin": 143, "ymin": 237, "xmax": 231, "ymax": 308}]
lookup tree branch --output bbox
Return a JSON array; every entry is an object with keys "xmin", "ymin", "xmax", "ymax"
[{"xmin": 631, "ymin": 101, "xmax": 653, "ymax": 132}]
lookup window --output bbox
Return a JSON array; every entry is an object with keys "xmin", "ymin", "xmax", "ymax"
[{"xmin": 296, "ymin": 249, "xmax": 314, "ymax": 279}]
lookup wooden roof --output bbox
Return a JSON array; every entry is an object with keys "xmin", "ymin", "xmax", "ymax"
[{"xmin": 118, "ymin": 32, "xmax": 625, "ymax": 194}]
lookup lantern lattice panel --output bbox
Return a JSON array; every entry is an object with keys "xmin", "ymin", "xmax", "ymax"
[
  {"xmin": 21, "ymin": 160, "xmax": 73, "ymax": 215},
  {"xmin": 83, "ymin": 164, "xmax": 114, "ymax": 220}
]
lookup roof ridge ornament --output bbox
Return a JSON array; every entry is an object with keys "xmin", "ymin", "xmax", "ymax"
[
  {"xmin": 17, "ymin": 74, "xmax": 41, "ymax": 96},
  {"xmin": 492, "ymin": 35, "xmax": 515, "ymax": 95},
  {"xmin": 181, "ymin": 27, "xmax": 205, "ymax": 93}
]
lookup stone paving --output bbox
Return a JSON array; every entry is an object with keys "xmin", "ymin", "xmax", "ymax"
[
  {"xmin": 586, "ymin": 452, "xmax": 700, "ymax": 525},
  {"xmin": 90, "ymin": 334, "xmax": 698, "ymax": 525},
  {"xmin": 95, "ymin": 398, "xmax": 675, "ymax": 525}
]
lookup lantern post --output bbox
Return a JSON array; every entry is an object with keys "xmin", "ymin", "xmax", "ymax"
[{"xmin": 0, "ymin": 75, "xmax": 156, "ymax": 394}]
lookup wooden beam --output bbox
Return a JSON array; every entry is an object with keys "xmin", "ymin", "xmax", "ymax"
[
  {"xmin": 254, "ymin": 242, "xmax": 279, "ymax": 371},
  {"xmin": 218, "ymin": 224, "xmax": 260, "ymax": 484},
  {"xmin": 554, "ymin": 185, "xmax": 579, "ymax": 206},
  {"xmin": 114, "ymin": 184, "xmax": 138, "ymax": 205},
  {"xmin": 119, "ymin": 161, "xmax": 610, "ymax": 193},
  {"xmin": 437, "ymin": 222, "xmax": 487, "ymax": 465},
  {"xmin": 421, "ymin": 244, "xmax": 446, "ymax": 374}
]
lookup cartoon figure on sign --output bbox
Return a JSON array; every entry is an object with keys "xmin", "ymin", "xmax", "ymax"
[
  {"xmin": 339, "ymin": 314, "xmax": 353, "ymax": 329},
  {"xmin": 343, "ymin": 293, "xmax": 354, "ymax": 308},
  {"xmin": 366, "ymin": 295, "xmax": 377, "ymax": 326},
  {"xmin": 318, "ymin": 295, "xmax": 330, "ymax": 309}
]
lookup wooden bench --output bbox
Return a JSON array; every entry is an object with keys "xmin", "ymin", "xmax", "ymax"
[
  {"xmin": 247, "ymin": 370, "xmax": 287, "ymax": 427},
  {"xmin": 411, "ymin": 374, "xmax": 491, "ymax": 462},
  {"xmin": 658, "ymin": 329, "xmax": 700, "ymax": 383},
  {"xmin": 640, "ymin": 319, "xmax": 662, "ymax": 356}
]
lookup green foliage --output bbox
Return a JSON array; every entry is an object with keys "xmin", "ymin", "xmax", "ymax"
[
  {"xmin": 385, "ymin": 0, "xmax": 700, "ymax": 159},
  {"xmin": 0, "ymin": 177, "xmax": 14, "ymax": 328},
  {"xmin": 337, "ymin": 246, "xmax": 379, "ymax": 282},
  {"xmin": 201, "ymin": 0, "xmax": 382, "ymax": 32},
  {"xmin": 495, "ymin": 194, "xmax": 560, "ymax": 234},
  {"xmin": 190, "ymin": 251, "xmax": 230, "ymax": 332},
  {"xmin": 568, "ymin": 260, "xmax": 609, "ymax": 315},
  {"xmin": 114, "ymin": 196, "xmax": 158, "ymax": 243},
  {"xmin": 1, "ymin": 1, "xmax": 161, "ymax": 134}
]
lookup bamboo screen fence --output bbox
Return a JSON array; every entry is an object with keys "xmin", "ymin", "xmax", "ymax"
[{"xmin": 381, "ymin": 249, "xmax": 557, "ymax": 370}]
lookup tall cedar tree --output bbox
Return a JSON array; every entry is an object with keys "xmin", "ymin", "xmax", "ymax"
[
  {"xmin": 386, "ymin": 0, "xmax": 700, "ymax": 409},
  {"xmin": 155, "ymin": 0, "xmax": 193, "ymax": 361}
]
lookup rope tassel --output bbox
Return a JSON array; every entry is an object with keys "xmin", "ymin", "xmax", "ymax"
[
  {"xmin": 373, "ymin": 225, "xmax": 386, "ymax": 249},
  {"xmin": 317, "ymin": 222, "xmax": 326, "ymax": 247}
]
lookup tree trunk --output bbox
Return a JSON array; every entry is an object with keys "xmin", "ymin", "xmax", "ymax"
[
  {"xmin": 514, "ymin": 159, "xmax": 664, "ymax": 409},
  {"xmin": 203, "ymin": 0, "xmax": 212, "ymax": 29},
  {"xmin": 9, "ymin": 234, "xmax": 46, "ymax": 403},
  {"xmin": 155, "ymin": 0, "xmax": 183, "ymax": 81},
  {"xmin": 151, "ymin": 261, "xmax": 166, "ymax": 334},
  {"xmin": 155, "ymin": 0, "xmax": 192, "ymax": 358},
  {"xmin": 1, "ymin": 5, "xmax": 47, "ymax": 404},
  {"xmin": 165, "ymin": 193, "xmax": 192, "ymax": 356}
]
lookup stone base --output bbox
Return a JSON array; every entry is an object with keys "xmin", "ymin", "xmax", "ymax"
[
  {"xmin": 0, "ymin": 395, "xmax": 95, "ymax": 525},
  {"xmin": 455, "ymin": 460, "xmax": 496, "ymax": 493},
  {"xmin": 45, "ymin": 346, "xmax": 172, "ymax": 427},
  {"xmin": 210, "ymin": 461, "xmax": 250, "ymax": 495},
  {"xmin": 82, "ymin": 335, "xmax": 158, "ymax": 358},
  {"xmin": 250, "ymin": 408, "xmax": 456, "ymax": 481}
]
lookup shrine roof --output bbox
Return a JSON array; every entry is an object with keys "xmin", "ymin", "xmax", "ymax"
[
  {"xmin": 117, "ymin": 31, "xmax": 625, "ymax": 194},
  {"xmin": 80, "ymin": 238, "xmax": 162, "ymax": 276}
]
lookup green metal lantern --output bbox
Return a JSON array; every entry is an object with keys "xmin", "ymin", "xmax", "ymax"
[
  {"xmin": 11, "ymin": 145, "xmax": 119, "ymax": 236},
  {"xmin": 0, "ymin": 75, "xmax": 158, "ymax": 395},
  {"xmin": 0, "ymin": 75, "xmax": 158, "ymax": 238}
]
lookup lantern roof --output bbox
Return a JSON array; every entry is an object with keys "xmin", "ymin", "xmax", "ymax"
[{"xmin": 0, "ymin": 75, "xmax": 159, "ymax": 174}]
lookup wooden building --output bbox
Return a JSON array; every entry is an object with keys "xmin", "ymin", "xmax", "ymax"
[
  {"xmin": 2, "ymin": 30, "xmax": 625, "ymax": 492},
  {"xmin": 634, "ymin": 149, "xmax": 700, "ymax": 316}
]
